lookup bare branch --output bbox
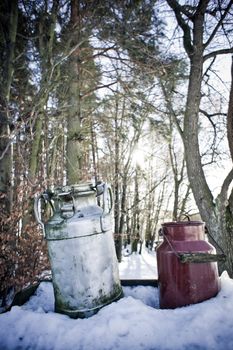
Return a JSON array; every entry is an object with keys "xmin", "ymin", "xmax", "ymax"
[
  {"xmin": 48, "ymin": 39, "xmax": 87, "ymax": 82},
  {"xmin": 218, "ymin": 168, "xmax": 233, "ymax": 209},
  {"xmin": 204, "ymin": 0, "xmax": 233, "ymax": 49},
  {"xmin": 81, "ymin": 81, "xmax": 118, "ymax": 98},
  {"xmin": 166, "ymin": 0, "xmax": 193, "ymax": 57},
  {"xmin": 0, "ymin": 139, "xmax": 13, "ymax": 160},
  {"xmin": 127, "ymin": 174, "xmax": 168, "ymax": 211},
  {"xmin": 204, "ymin": 47, "xmax": 233, "ymax": 62},
  {"xmin": 199, "ymin": 109, "xmax": 227, "ymax": 119},
  {"xmin": 160, "ymin": 80, "xmax": 184, "ymax": 139}
]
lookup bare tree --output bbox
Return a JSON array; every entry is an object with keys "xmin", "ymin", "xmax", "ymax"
[{"xmin": 167, "ymin": 0, "xmax": 233, "ymax": 275}]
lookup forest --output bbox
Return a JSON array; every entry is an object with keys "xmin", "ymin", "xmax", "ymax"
[{"xmin": 0, "ymin": 0, "xmax": 233, "ymax": 310}]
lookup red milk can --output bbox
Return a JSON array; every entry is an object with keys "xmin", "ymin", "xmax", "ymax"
[{"xmin": 156, "ymin": 221, "xmax": 224, "ymax": 309}]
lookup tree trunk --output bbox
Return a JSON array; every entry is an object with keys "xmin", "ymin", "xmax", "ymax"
[
  {"xmin": 28, "ymin": 0, "xmax": 59, "ymax": 183},
  {"xmin": 183, "ymin": 6, "xmax": 216, "ymax": 228},
  {"xmin": 119, "ymin": 174, "xmax": 127, "ymax": 239},
  {"xmin": 29, "ymin": 114, "xmax": 44, "ymax": 181},
  {"xmin": 218, "ymin": 56, "xmax": 233, "ymax": 275},
  {"xmin": 66, "ymin": 88, "xmax": 83, "ymax": 184},
  {"xmin": 131, "ymin": 167, "xmax": 140, "ymax": 253},
  {"xmin": 113, "ymin": 97, "xmax": 122, "ymax": 261},
  {"xmin": 168, "ymin": 0, "xmax": 233, "ymax": 276},
  {"xmin": 0, "ymin": 0, "xmax": 18, "ymax": 214},
  {"xmin": 66, "ymin": 0, "xmax": 84, "ymax": 184},
  {"xmin": 227, "ymin": 57, "xmax": 233, "ymax": 161}
]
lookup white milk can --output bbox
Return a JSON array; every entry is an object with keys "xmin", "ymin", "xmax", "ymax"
[{"xmin": 34, "ymin": 182, "xmax": 122, "ymax": 318}]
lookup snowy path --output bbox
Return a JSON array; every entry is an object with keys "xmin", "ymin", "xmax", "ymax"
[{"xmin": 119, "ymin": 249, "xmax": 158, "ymax": 280}]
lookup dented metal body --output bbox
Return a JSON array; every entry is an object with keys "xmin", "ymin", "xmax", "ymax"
[{"xmin": 35, "ymin": 183, "xmax": 122, "ymax": 318}]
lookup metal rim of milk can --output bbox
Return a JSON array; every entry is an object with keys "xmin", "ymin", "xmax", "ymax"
[{"xmin": 161, "ymin": 221, "xmax": 226, "ymax": 264}]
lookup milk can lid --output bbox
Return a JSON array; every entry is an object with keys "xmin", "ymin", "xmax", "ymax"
[
  {"xmin": 53, "ymin": 183, "xmax": 95, "ymax": 197},
  {"xmin": 162, "ymin": 221, "xmax": 205, "ymax": 227}
]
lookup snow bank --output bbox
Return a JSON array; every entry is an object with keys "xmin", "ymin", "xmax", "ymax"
[{"xmin": 0, "ymin": 272, "xmax": 233, "ymax": 350}]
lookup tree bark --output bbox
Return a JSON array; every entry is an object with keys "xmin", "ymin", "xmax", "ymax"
[
  {"xmin": 0, "ymin": 0, "xmax": 18, "ymax": 214},
  {"xmin": 167, "ymin": 0, "xmax": 233, "ymax": 275},
  {"xmin": 28, "ymin": 0, "xmax": 59, "ymax": 182},
  {"xmin": 66, "ymin": 0, "xmax": 84, "ymax": 184},
  {"xmin": 113, "ymin": 96, "xmax": 122, "ymax": 261},
  {"xmin": 131, "ymin": 167, "xmax": 140, "ymax": 253},
  {"xmin": 227, "ymin": 56, "xmax": 233, "ymax": 162},
  {"xmin": 183, "ymin": 3, "xmax": 216, "ymax": 228}
]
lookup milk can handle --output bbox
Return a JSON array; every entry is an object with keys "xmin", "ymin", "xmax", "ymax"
[
  {"xmin": 34, "ymin": 194, "xmax": 45, "ymax": 236},
  {"xmin": 34, "ymin": 193, "xmax": 54, "ymax": 237},
  {"xmin": 102, "ymin": 183, "xmax": 113, "ymax": 214},
  {"xmin": 162, "ymin": 229, "xmax": 226, "ymax": 264}
]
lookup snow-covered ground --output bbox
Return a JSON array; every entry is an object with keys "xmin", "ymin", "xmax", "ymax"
[
  {"xmin": 119, "ymin": 247, "xmax": 158, "ymax": 279},
  {"xmin": 1, "ymin": 249, "xmax": 233, "ymax": 350}
]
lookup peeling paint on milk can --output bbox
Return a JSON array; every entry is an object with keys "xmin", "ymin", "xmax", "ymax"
[{"xmin": 34, "ymin": 182, "xmax": 122, "ymax": 318}]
